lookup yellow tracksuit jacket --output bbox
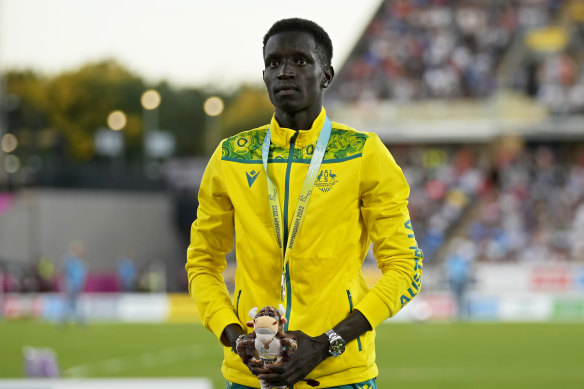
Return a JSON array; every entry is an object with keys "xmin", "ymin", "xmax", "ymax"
[{"xmin": 186, "ymin": 108, "xmax": 423, "ymax": 388}]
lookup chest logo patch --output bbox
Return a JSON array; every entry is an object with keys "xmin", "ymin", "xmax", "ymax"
[
  {"xmin": 246, "ymin": 170, "xmax": 260, "ymax": 188},
  {"xmin": 315, "ymin": 169, "xmax": 338, "ymax": 192}
]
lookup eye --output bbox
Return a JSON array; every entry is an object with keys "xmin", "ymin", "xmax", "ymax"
[
  {"xmin": 268, "ymin": 60, "xmax": 279, "ymax": 68},
  {"xmin": 296, "ymin": 58, "xmax": 308, "ymax": 66}
]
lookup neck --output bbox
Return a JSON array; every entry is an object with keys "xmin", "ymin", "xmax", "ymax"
[{"xmin": 275, "ymin": 104, "xmax": 322, "ymax": 131}]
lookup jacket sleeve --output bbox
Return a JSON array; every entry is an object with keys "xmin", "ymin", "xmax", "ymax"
[
  {"xmin": 354, "ymin": 133, "xmax": 423, "ymax": 328},
  {"xmin": 185, "ymin": 142, "xmax": 240, "ymax": 344}
]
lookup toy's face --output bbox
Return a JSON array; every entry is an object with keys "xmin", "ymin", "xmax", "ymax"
[
  {"xmin": 253, "ymin": 315, "xmax": 280, "ymax": 335},
  {"xmin": 247, "ymin": 305, "xmax": 287, "ymax": 333}
]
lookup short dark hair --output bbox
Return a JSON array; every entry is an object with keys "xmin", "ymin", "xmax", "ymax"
[{"xmin": 263, "ymin": 18, "xmax": 333, "ymax": 67}]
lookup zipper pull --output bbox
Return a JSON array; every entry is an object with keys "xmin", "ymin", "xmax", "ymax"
[{"xmin": 280, "ymin": 271, "xmax": 286, "ymax": 302}]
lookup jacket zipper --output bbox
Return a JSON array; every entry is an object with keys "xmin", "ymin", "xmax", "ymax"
[
  {"xmin": 235, "ymin": 289, "xmax": 242, "ymax": 318},
  {"xmin": 346, "ymin": 290, "xmax": 363, "ymax": 351},
  {"xmin": 282, "ymin": 131, "xmax": 298, "ymax": 331}
]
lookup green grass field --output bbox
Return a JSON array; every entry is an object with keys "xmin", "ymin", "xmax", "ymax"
[{"xmin": 1, "ymin": 321, "xmax": 583, "ymax": 389}]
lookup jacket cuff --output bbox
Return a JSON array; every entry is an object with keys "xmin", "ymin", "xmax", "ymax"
[
  {"xmin": 208, "ymin": 308, "xmax": 241, "ymax": 345},
  {"xmin": 355, "ymin": 292, "xmax": 392, "ymax": 328}
]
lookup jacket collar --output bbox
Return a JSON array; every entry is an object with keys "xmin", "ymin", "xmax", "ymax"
[{"xmin": 269, "ymin": 107, "xmax": 327, "ymax": 148}]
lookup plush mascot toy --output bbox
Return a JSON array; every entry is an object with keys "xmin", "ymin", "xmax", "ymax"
[{"xmin": 235, "ymin": 305, "xmax": 319, "ymax": 389}]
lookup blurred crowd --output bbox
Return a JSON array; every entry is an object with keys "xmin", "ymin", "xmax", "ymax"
[
  {"xmin": 530, "ymin": 48, "xmax": 584, "ymax": 114},
  {"xmin": 332, "ymin": 0, "xmax": 584, "ymax": 114},
  {"xmin": 467, "ymin": 143, "xmax": 584, "ymax": 262},
  {"xmin": 518, "ymin": 3, "xmax": 584, "ymax": 114},
  {"xmin": 398, "ymin": 146, "xmax": 484, "ymax": 262},
  {"xmin": 386, "ymin": 140, "xmax": 584, "ymax": 265}
]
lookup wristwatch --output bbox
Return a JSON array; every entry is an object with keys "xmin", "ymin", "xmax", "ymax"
[{"xmin": 325, "ymin": 329, "xmax": 346, "ymax": 357}]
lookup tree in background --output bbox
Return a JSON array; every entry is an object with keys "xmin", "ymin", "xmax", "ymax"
[
  {"xmin": 220, "ymin": 85, "xmax": 273, "ymax": 140},
  {"xmin": 3, "ymin": 61, "xmax": 273, "ymax": 185}
]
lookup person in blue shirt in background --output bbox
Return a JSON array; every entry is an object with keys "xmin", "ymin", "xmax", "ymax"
[
  {"xmin": 117, "ymin": 253, "xmax": 137, "ymax": 292},
  {"xmin": 445, "ymin": 237, "xmax": 475, "ymax": 320},
  {"xmin": 61, "ymin": 240, "xmax": 87, "ymax": 325}
]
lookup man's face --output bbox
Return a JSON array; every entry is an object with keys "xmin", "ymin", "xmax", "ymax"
[{"xmin": 263, "ymin": 31, "xmax": 330, "ymax": 115}]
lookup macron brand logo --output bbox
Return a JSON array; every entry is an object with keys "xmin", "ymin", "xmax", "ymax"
[{"xmin": 246, "ymin": 170, "xmax": 260, "ymax": 188}]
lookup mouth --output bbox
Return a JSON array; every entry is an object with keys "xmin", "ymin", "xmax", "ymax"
[{"xmin": 275, "ymin": 84, "xmax": 299, "ymax": 94}]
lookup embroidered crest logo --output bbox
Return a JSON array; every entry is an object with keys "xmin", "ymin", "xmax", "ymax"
[
  {"xmin": 246, "ymin": 170, "xmax": 260, "ymax": 188},
  {"xmin": 315, "ymin": 169, "xmax": 338, "ymax": 192}
]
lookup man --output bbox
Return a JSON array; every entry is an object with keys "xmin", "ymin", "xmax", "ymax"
[
  {"xmin": 445, "ymin": 238, "xmax": 475, "ymax": 320},
  {"xmin": 186, "ymin": 18, "xmax": 423, "ymax": 388},
  {"xmin": 61, "ymin": 240, "xmax": 87, "ymax": 325}
]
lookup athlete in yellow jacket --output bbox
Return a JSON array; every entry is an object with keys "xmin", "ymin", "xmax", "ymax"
[{"xmin": 186, "ymin": 18, "xmax": 422, "ymax": 389}]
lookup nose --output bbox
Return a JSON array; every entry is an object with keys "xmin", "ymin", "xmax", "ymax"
[{"xmin": 277, "ymin": 61, "xmax": 295, "ymax": 79}]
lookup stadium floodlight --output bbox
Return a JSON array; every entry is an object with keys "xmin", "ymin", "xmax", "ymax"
[
  {"xmin": 107, "ymin": 110, "xmax": 127, "ymax": 131},
  {"xmin": 1, "ymin": 133, "xmax": 18, "ymax": 153},
  {"xmin": 141, "ymin": 89, "xmax": 162, "ymax": 111},
  {"xmin": 203, "ymin": 96, "xmax": 224, "ymax": 117}
]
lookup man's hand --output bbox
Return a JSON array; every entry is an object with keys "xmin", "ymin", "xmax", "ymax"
[
  {"xmin": 234, "ymin": 333, "xmax": 256, "ymax": 366},
  {"xmin": 257, "ymin": 310, "xmax": 372, "ymax": 386},
  {"xmin": 257, "ymin": 330, "xmax": 329, "ymax": 387},
  {"xmin": 223, "ymin": 325, "xmax": 269, "ymax": 376}
]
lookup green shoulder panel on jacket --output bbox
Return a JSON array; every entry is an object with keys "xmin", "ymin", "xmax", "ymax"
[
  {"xmin": 221, "ymin": 123, "xmax": 369, "ymax": 162},
  {"xmin": 221, "ymin": 126, "xmax": 268, "ymax": 161},
  {"xmin": 323, "ymin": 126, "xmax": 369, "ymax": 161}
]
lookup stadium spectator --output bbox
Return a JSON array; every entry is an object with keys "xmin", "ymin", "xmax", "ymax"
[
  {"xmin": 186, "ymin": 18, "xmax": 423, "ymax": 389},
  {"xmin": 138, "ymin": 260, "xmax": 166, "ymax": 293},
  {"xmin": 20, "ymin": 257, "xmax": 57, "ymax": 293},
  {"xmin": 36, "ymin": 256, "xmax": 57, "ymax": 292}
]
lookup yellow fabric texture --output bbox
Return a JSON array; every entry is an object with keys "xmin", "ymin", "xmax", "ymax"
[{"xmin": 186, "ymin": 108, "xmax": 423, "ymax": 388}]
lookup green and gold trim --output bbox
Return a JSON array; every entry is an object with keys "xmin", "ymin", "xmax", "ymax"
[{"xmin": 221, "ymin": 127, "xmax": 369, "ymax": 164}]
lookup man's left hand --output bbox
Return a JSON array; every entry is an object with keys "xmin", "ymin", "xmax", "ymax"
[{"xmin": 257, "ymin": 330, "xmax": 329, "ymax": 387}]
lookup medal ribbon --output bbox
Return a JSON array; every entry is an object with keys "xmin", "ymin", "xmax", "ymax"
[{"xmin": 261, "ymin": 116, "xmax": 332, "ymax": 301}]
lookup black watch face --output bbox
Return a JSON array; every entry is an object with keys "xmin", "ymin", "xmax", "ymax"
[{"xmin": 330, "ymin": 339, "xmax": 346, "ymax": 356}]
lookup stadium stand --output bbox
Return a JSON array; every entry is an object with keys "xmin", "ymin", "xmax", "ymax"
[
  {"xmin": 467, "ymin": 142, "xmax": 584, "ymax": 262},
  {"xmin": 390, "ymin": 145, "xmax": 484, "ymax": 262},
  {"xmin": 332, "ymin": 0, "xmax": 554, "ymax": 102},
  {"xmin": 328, "ymin": 0, "xmax": 584, "ymax": 265}
]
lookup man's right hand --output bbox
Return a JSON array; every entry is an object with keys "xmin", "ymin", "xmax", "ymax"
[
  {"xmin": 223, "ymin": 324, "xmax": 268, "ymax": 375},
  {"xmin": 234, "ymin": 333, "xmax": 255, "ymax": 365},
  {"xmin": 236, "ymin": 333, "xmax": 274, "ymax": 375},
  {"xmin": 223, "ymin": 323, "xmax": 245, "ymax": 349}
]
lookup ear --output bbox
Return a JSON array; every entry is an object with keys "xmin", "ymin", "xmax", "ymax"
[
  {"xmin": 321, "ymin": 65, "xmax": 335, "ymax": 89},
  {"xmin": 248, "ymin": 307, "xmax": 258, "ymax": 319},
  {"xmin": 280, "ymin": 317, "xmax": 287, "ymax": 325},
  {"xmin": 246, "ymin": 320, "xmax": 254, "ymax": 328}
]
